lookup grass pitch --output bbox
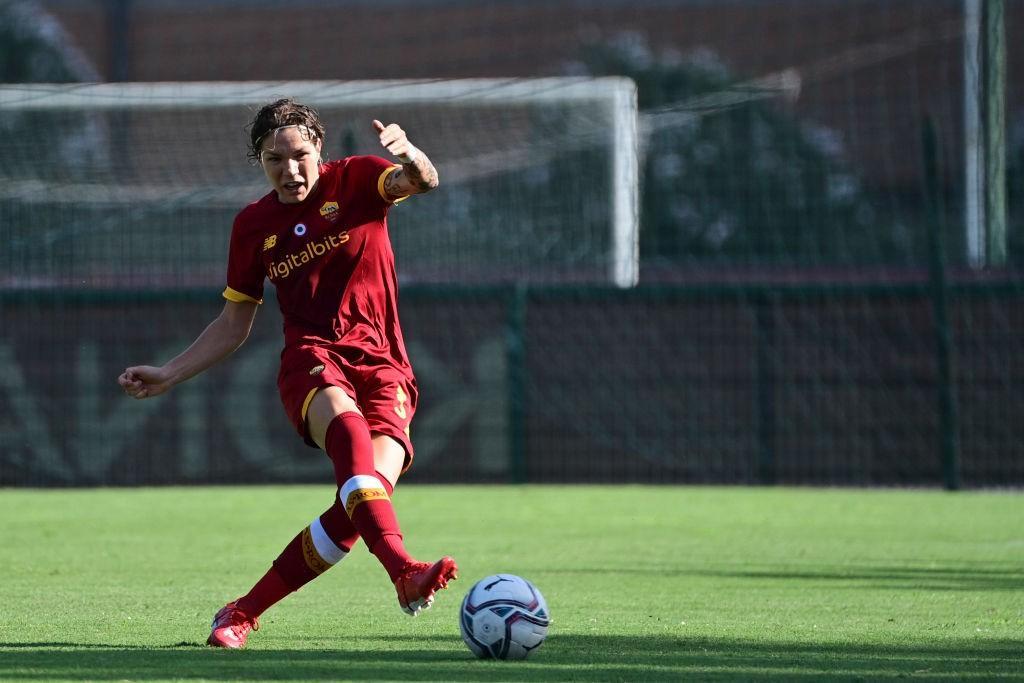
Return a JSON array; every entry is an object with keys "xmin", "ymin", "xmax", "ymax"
[{"xmin": 0, "ymin": 485, "xmax": 1021, "ymax": 681}]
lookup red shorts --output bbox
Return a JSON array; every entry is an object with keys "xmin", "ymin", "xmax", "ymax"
[{"xmin": 277, "ymin": 342, "xmax": 418, "ymax": 469}]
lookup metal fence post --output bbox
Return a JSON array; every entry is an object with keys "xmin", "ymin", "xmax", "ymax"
[
  {"xmin": 923, "ymin": 116, "xmax": 961, "ymax": 490},
  {"xmin": 755, "ymin": 292, "xmax": 777, "ymax": 485},
  {"xmin": 506, "ymin": 284, "xmax": 528, "ymax": 483}
]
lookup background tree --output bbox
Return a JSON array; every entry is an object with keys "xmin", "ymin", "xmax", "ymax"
[{"xmin": 571, "ymin": 33, "xmax": 917, "ymax": 270}]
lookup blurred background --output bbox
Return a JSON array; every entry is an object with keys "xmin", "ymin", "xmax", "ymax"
[{"xmin": 0, "ymin": 0, "xmax": 1021, "ymax": 488}]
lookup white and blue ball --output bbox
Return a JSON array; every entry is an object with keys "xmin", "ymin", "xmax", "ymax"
[{"xmin": 459, "ymin": 574, "xmax": 550, "ymax": 660}]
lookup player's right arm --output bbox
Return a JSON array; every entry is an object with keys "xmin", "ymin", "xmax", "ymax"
[{"xmin": 118, "ymin": 298, "xmax": 258, "ymax": 399}]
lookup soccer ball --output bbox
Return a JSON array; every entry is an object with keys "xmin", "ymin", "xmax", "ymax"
[{"xmin": 459, "ymin": 574, "xmax": 550, "ymax": 660}]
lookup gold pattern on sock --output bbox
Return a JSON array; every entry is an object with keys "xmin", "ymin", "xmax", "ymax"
[
  {"xmin": 344, "ymin": 487, "xmax": 389, "ymax": 516},
  {"xmin": 300, "ymin": 527, "xmax": 332, "ymax": 575}
]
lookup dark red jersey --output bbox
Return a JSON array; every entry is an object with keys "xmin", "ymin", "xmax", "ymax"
[{"xmin": 224, "ymin": 156, "xmax": 410, "ymax": 369}]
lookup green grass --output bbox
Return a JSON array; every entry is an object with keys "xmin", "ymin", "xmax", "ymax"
[{"xmin": 0, "ymin": 485, "xmax": 1021, "ymax": 681}]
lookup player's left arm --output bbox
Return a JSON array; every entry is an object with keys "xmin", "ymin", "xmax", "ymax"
[{"xmin": 372, "ymin": 119, "xmax": 439, "ymax": 199}]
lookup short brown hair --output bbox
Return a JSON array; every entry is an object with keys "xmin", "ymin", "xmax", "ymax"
[{"xmin": 247, "ymin": 98, "xmax": 326, "ymax": 163}]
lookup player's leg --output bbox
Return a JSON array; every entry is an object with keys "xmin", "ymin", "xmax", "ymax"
[
  {"xmin": 207, "ymin": 502, "xmax": 358, "ymax": 648},
  {"xmin": 372, "ymin": 433, "xmax": 458, "ymax": 615},
  {"xmin": 258, "ymin": 356, "xmax": 363, "ymax": 600},
  {"xmin": 208, "ymin": 360, "xmax": 362, "ymax": 648},
  {"xmin": 307, "ymin": 386, "xmax": 456, "ymax": 615},
  {"xmin": 362, "ymin": 376, "xmax": 458, "ymax": 615},
  {"xmin": 207, "ymin": 489, "xmax": 361, "ymax": 648},
  {"xmin": 307, "ymin": 387, "xmax": 409, "ymax": 572},
  {"xmin": 211, "ymin": 429, "xmax": 411, "ymax": 640}
]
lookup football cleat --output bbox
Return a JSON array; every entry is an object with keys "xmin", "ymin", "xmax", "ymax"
[
  {"xmin": 207, "ymin": 601, "xmax": 260, "ymax": 649},
  {"xmin": 394, "ymin": 556, "xmax": 459, "ymax": 616}
]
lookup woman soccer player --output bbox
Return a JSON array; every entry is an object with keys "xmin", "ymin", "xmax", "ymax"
[{"xmin": 117, "ymin": 98, "xmax": 456, "ymax": 649}]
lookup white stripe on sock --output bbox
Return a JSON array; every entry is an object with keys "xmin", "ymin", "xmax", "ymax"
[
  {"xmin": 340, "ymin": 474, "xmax": 384, "ymax": 507},
  {"xmin": 309, "ymin": 517, "xmax": 348, "ymax": 565}
]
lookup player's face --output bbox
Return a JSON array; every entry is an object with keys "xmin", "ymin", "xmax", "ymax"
[{"xmin": 260, "ymin": 126, "xmax": 322, "ymax": 204}]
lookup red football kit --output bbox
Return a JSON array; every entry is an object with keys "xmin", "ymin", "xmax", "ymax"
[{"xmin": 223, "ymin": 156, "xmax": 417, "ymax": 463}]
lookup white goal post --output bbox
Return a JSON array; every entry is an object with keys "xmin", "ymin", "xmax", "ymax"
[{"xmin": 0, "ymin": 79, "xmax": 639, "ymax": 287}]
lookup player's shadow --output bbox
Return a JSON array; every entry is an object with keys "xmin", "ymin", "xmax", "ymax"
[{"xmin": 1, "ymin": 635, "xmax": 1021, "ymax": 680}]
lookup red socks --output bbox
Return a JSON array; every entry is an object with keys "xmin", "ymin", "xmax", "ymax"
[
  {"xmin": 236, "ymin": 566, "xmax": 291, "ymax": 618},
  {"xmin": 319, "ymin": 499, "xmax": 361, "ymax": 552},
  {"xmin": 237, "ymin": 501, "xmax": 360, "ymax": 617},
  {"xmin": 327, "ymin": 412, "xmax": 413, "ymax": 582},
  {"xmin": 234, "ymin": 410, "xmax": 413, "ymax": 617}
]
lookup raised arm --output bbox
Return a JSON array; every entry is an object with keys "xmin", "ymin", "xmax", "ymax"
[
  {"xmin": 372, "ymin": 119, "xmax": 439, "ymax": 199},
  {"xmin": 118, "ymin": 298, "xmax": 258, "ymax": 399}
]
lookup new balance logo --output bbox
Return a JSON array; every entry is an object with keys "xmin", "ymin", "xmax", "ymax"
[{"xmin": 263, "ymin": 235, "xmax": 277, "ymax": 251}]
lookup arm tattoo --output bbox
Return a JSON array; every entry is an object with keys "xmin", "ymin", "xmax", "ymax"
[
  {"xmin": 383, "ymin": 155, "xmax": 439, "ymax": 199},
  {"xmin": 384, "ymin": 170, "xmax": 402, "ymax": 198},
  {"xmin": 402, "ymin": 154, "xmax": 439, "ymax": 192}
]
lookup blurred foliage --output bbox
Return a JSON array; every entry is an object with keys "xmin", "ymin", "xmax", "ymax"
[
  {"xmin": 572, "ymin": 33, "xmax": 920, "ymax": 267},
  {"xmin": 0, "ymin": 2, "xmax": 106, "ymax": 183},
  {"xmin": 0, "ymin": 0, "xmax": 88, "ymax": 82}
]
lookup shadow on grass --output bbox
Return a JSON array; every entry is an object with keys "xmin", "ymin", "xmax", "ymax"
[
  {"xmin": 693, "ymin": 564, "xmax": 1024, "ymax": 592},
  {"xmin": 1, "ymin": 635, "xmax": 1022, "ymax": 681},
  {"xmin": 549, "ymin": 562, "xmax": 1024, "ymax": 592}
]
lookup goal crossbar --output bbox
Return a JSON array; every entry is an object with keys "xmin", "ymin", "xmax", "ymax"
[
  {"xmin": 0, "ymin": 78, "xmax": 632, "ymax": 109},
  {"xmin": 0, "ymin": 78, "xmax": 638, "ymax": 287}
]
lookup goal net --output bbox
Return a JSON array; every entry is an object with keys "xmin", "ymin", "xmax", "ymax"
[{"xmin": 0, "ymin": 78, "xmax": 638, "ymax": 289}]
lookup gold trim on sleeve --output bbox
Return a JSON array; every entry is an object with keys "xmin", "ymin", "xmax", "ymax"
[
  {"xmin": 222, "ymin": 286, "xmax": 262, "ymax": 304},
  {"xmin": 377, "ymin": 164, "xmax": 409, "ymax": 204}
]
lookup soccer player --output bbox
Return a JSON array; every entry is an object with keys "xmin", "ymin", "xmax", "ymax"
[{"xmin": 117, "ymin": 98, "xmax": 457, "ymax": 649}]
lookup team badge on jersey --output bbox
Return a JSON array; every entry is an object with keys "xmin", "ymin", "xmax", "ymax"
[
  {"xmin": 294, "ymin": 223, "xmax": 307, "ymax": 236},
  {"xmin": 319, "ymin": 201, "xmax": 340, "ymax": 222}
]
